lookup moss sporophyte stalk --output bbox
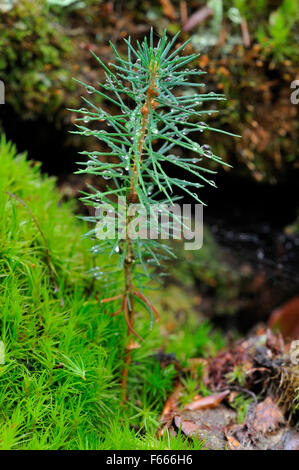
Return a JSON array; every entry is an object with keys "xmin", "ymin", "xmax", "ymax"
[{"xmin": 71, "ymin": 30, "xmax": 235, "ymax": 401}]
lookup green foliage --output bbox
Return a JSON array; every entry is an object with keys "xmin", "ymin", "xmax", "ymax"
[
  {"xmin": 179, "ymin": 375, "xmax": 204, "ymax": 407},
  {"xmin": 0, "ymin": 0, "xmax": 74, "ymax": 116},
  {"xmin": 0, "ymin": 135, "xmax": 119, "ymax": 449},
  {"xmin": 98, "ymin": 420, "xmax": 205, "ymax": 450},
  {"xmin": 226, "ymin": 364, "xmax": 247, "ymax": 387},
  {"xmin": 165, "ymin": 320, "xmax": 225, "ymax": 363},
  {"xmin": 190, "ymin": 0, "xmax": 268, "ymax": 51},
  {"xmin": 0, "ymin": 136, "xmax": 92, "ymax": 286},
  {"xmin": 231, "ymin": 0, "xmax": 267, "ymax": 19},
  {"xmin": 230, "ymin": 393, "xmax": 253, "ymax": 424},
  {"xmin": 72, "ymin": 31, "xmax": 232, "ymax": 335},
  {"xmin": 257, "ymin": 0, "xmax": 299, "ymax": 61},
  {"xmin": 0, "ymin": 135, "xmax": 216, "ymax": 448},
  {"xmin": 189, "ymin": 0, "xmax": 298, "ymax": 62}
]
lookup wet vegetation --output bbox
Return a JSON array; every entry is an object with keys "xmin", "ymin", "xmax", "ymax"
[{"xmin": 0, "ymin": 0, "xmax": 298, "ymax": 450}]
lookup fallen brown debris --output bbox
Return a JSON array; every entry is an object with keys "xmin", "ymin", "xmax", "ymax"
[
  {"xmin": 185, "ymin": 390, "xmax": 230, "ymax": 411},
  {"xmin": 159, "ymin": 327, "xmax": 299, "ymax": 450}
]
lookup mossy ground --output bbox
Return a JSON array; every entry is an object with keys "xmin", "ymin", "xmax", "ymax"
[{"xmin": 0, "ymin": 136, "xmax": 223, "ymax": 449}]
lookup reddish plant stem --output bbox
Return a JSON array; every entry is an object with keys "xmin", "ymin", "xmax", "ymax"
[{"xmin": 121, "ymin": 61, "xmax": 159, "ymax": 402}]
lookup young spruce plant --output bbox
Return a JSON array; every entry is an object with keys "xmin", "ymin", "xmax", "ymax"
[{"xmin": 71, "ymin": 30, "xmax": 233, "ymax": 401}]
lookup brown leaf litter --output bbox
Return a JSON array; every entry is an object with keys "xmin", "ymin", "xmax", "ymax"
[{"xmin": 159, "ymin": 327, "xmax": 299, "ymax": 450}]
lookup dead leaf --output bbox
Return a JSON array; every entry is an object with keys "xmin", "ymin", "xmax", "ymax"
[
  {"xmin": 172, "ymin": 405, "xmax": 237, "ymax": 449},
  {"xmin": 268, "ymin": 296, "xmax": 299, "ymax": 340},
  {"xmin": 174, "ymin": 415, "xmax": 201, "ymax": 436},
  {"xmin": 185, "ymin": 390, "xmax": 230, "ymax": 411},
  {"xmin": 225, "ymin": 397, "xmax": 287, "ymax": 450},
  {"xmin": 161, "ymin": 381, "xmax": 181, "ymax": 423},
  {"xmin": 251, "ymin": 397, "xmax": 285, "ymax": 435}
]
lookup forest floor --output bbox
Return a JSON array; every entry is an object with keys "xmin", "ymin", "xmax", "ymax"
[
  {"xmin": 0, "ymin": 0, "xmax": 299, "ymax": 451},
  {"xmin": 0, "ymin": 137, "xmax": 298, "ymax": 450}
]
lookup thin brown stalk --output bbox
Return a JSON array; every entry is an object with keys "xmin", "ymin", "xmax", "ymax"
[
  {"xmin": 241, "ymin": 18, "xmax": 251, "ymax": 48},
  {"xmin": 121, "ymin": 60, "xmax": 160, "ymax": 402},
  {"xmin": 101, "ymin": 294, "xmax": 123, "ymax": 303},
  {"xmin": 6, "ymin": 191, "xmax": 63, "ymax": 306},
  {"xmin": 134, "ymin": 289, "xmax": 160, "ymax": 321}
]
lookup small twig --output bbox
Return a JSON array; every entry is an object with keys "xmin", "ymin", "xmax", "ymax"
[
  {"xmin": 183, "ymin": 6, "xmax": 213, "ymax": 32},
  {"xmin": 226, "ymin": 385, "xmax": 257, "ymax": 404},
  {"xmin": 159, "ymin": 380, "xmax": 182, "ymax": 436},
  {"xmin": 218, "ymin": 24, "xmax": 227, "ymax": 47},
  {"xmin": 109, "ymin": 308, "xmax": 123, "ymax": 317},
  {"xmin": 6, "ymin": 191, "xmax": 63, "ymax": 305},
  {"xmin": 121, "ymin": 296, "xmax": 138, "ymax": 404},
  {"xmin": 101, "ymin": 294, "xmax": 123, "ymax": 303},
  {"xmin": 240, "ymin": 18, "xmax": 251, "ymax": 47},
  {"xmin": 124, "ymin": 296, "xmax": 144, "ymax": 343}
]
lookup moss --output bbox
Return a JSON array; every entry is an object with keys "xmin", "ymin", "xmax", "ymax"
[
  {"xmin": 0, "ymin": 135, "xmax": 217, "ymax": 449},
  {"xmin": 0, "ymin": 0, "xmax": 74, "ymax": 117}
]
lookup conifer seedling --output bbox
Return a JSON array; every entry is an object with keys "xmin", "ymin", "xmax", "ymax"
[{"xmin": 71, "ymin": 30, "xmax": 234, "ymax": 400}]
